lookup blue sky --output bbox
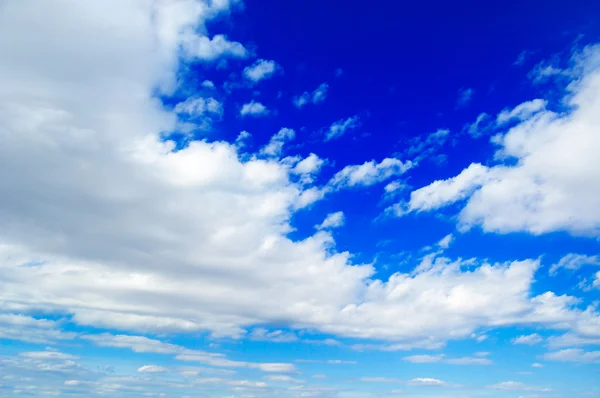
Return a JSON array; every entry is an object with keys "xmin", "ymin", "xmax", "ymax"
[{"xmin": 1, "ymin": 0, "xmax": 600, "ymax": 397}]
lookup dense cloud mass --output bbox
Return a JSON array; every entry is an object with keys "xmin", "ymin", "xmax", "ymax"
[{"xmin": 1, "ymin": 1, "xmax": 600, "ymax": 397}]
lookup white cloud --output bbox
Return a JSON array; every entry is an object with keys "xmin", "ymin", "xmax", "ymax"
[
  {"xmin": 182, "ymin": 34, "xmax": 248, "ymax": 61},
  {"xmin": 19, "ymin": 350, "xmax": 79, "ymax": 360},
  {"xmin": 293, "ymin": 83, "xmax": 329, "ymax": 108},
  {"xmin": 402, "ymin": 354, "xmax": 444, "ymax": 363},
  {"xmin": 201, "ymin": 80, "xmax": 215, "ymax": 89},
  {"xmin": 359, "ymin": 377, "xmax": 399, "ymax": 383},
  {"xmin": 330, "ymin": 158, "xmax": 412, "ymax": 189},
  {"xmin": 400, "ymin": 163, "xmax": 490, "ymax": 214},
  {"xmin": 137, "ymin": 365, "xmax": 168, "ymax": 373},
  {"xmin": 464, "ymin": 112, "xmax": 491, "ymax": 138},
  {"xmin": 316, "ymin": 211, "xmax": 345, "ymax": 230},
  {"xmin": 260, "ymin": 127, "xmax": 295, "ymax": 156},
  {"xmin": 325, "ymin": 115, "xmax": 360, "ymax": 141},
  {"xmin": 401, "ymin": 44, "xmax": 600, "ymax": 236},
  {"xmin": 240, "ymin": 100, "xmax": 269, "ymax": 117},
  {"xmin": 543, "ymin": 348, "xmax": 600, "ymax": 363},
  {"xmin": 248, "ymin": 328, "xmax": 298, "ymax": 343},
  {"xmin": 513, "ymin": 333, "xmax": 544, "ymax": 345},
  {"xmin": 243, "ymin": 59, "xmax": 280, "ymax": 83},
  {"xmin": 496, "ymin": 99, "xmax": 547, "ymax": 125},
  {"xmin": 437, "ymin": 234, "xmax": 454, "ymax": 249},
  {"xmin": 547, "ymin": 332, "xmax": 600, "ymax": 348},
  {"xmin": 489, "ymin": 381, "xmax": 551, "ymax": 392},
  {"xmin": 529, "ymin": 61, "xmax": 563, "ymax": 84},
  {"xmin": 292, "ymin": 153, "xmax": 326, "ymax": 181},
  {"xmin": 263, "ymin": 375, "xmax": 302, "ymax": 383},
  {"xmin": 456, "ymin": 87, "xmax": 474, "ymax": 107},
  {"xmin": 403, "ymin": 354, "xmax": 491, "ymax": 365},
  {"xmin": 549, "ymin": 253, "xmax": 600, "ymax": 275},
  {"xmin": 532, "ymin": 363, "xmax": 544, "ymax": 368},
  {"xmin": 406, "ymin": 129, "xmax": 451, "ymax": 163},
  {"xmin": 2, "ymin": 0, "xmax": 600, "ymax": 358},
  {"xmin": 174, "ymin": 97, "xmax": 223, "ymax": 118},
  {"xmin": 407, "ymin": 378, "xmax": 446, "ymax": 386}
]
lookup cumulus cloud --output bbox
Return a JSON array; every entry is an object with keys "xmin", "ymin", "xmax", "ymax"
[
  {"xmin": 260, "ymin": 127, "xmax": 295, "ymax": 156},
  {"xmin": 513, "ymin": 333, "xmax": 544, "ymax": 345},
  {"xmin": 316, "ymin": 211, "xmax": 345, "ymax": 230},
  {"xmin": 405, "ymin": 129, "xmax": 451, "ymax": 163},
  {"xmin": 549, "ymin": 253, "xmax": 600, "ymax": 275},
  {"xmin": 243, "ymin": 59, "xmax": 280, "ymax": 83},
  {"xmin": 399, "ymin": 44, "xmax": 600, "ymax": 236},
  {"xmin": 330, "ymin": 158, "xmax": 413, "ymax": 189},
  {"xmin": 489, "ymin": 381, "xmax": 551, "ymax": 392},
  {"xmin": 240, "ymin": 100, "xmax": 269, "ymax": 117},
  {"xmin": 325, "ymin": 115, "xmax": 360, "ymax": 141},
  {"xmin": 543, "ymin": 349, "xmax": 600, "ymax": 363},
  {"xmin": 496, "ymin": 99, "xmax": 547, "ymax": 125},
  {"xmin": 2, "ymin": 0, "xmax": 600, "ymax": 363},
  {"xmin": 293, "ymin": 83, "xmax": 329, "ymax": 108},
  {"xmin": 174, "ymin": 96, "xmax": 223, "ymax": 118},
  {"xmin": 464, "ymin": 113, "xmax": 491, "ymax": 138},
  {"xmin": 407, "ymin": 378, "xmax": 446, "ymax": 386}
]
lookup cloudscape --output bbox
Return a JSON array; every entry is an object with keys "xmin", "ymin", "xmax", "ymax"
[{"xmin": 0, "ymin": 1, "xmax": 599, "ymax": 397}]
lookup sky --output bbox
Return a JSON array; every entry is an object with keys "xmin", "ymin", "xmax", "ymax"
[{"xmin": 0, "ymin": 0, "xmax": 600, "ymax": 397}]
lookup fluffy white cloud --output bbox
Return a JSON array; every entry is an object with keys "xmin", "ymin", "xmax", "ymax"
[
  {"xmin": 2, "ymin": 0, "xmax": 600, "ymax": 356},
  {"xmin": 174, "ymin": 96, "xmax": 223, "ymax": 118},
  {"xmin": 137, "ymin": 365, "xmax": 168, "ymax": 373},
  {"xmin": 403, "ymin": 354, "xmax": 491, "ymax": 365},
  {"xmin": 243, "ymin": 59, "xmax": 280, "ymax": 82},
  {"xmin": 316, "ymin": 212, "xmax": 345, "ymax": 230},
  {"xmin": 260, "ymin": 127, "xmax": 295, "ymax": 156},
  {"xmin": 330, "ymin": 158, "xmax": 412, "ymax": 189},
  {"xmin": 293, "ymin": 83, "xmax": 329, "ymax": 108},
  {"xmin": 248, "ymin": 328, "xmax": 298, "ymax": 342},
  {"xmin": 325, "ymin": 115, "xmax": 360, "ymax": 141},
  {"xmin": 437, "ymin": 234, "xmax": 454, "ymax": 249},
  {"xmin": 359, "ymin": 377, "xmax": 399, "ymax": 383},
  {"xmin": 513, "ymin": 333, "xmax": 544, "ymax": 345},
  {"xmin": 489, "ymin": 381, "xmax": 551, "ymax": 392},
  {"xmin": 405, "ymin": 129, "xmax": 450, "ymax": 162},
  {"xmin": 543, "ymin": 349, "xmax": 600, "ymax": 363},
  {"xmin": 401, "ymin": 45, "xmax": 600, "ymax": 236},
  {"xmin": 549, "ymin": 253, "xmax": 600, "ymax": 275},
  {"xmin": 240, "ymin": 100, "xmax": 269, "ymax": 117},
  {"xmin": 407, "ymin": 378, "xmax": 446, "ymax": 386},
  {"xmin": 496, "ymin": 99, "xmax": 547, "ymax": 125},
  {"xmin": 464, "ymin": 113, "xmax": 491, "ymax": 137}
]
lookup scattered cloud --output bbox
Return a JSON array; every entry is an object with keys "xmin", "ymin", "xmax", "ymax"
[
  {"xmin": 240, "ymin": 100, "xmax": 269, "ymax": 117},
  {"xmin": 244, "ymin": 59, "xmax": 280, "ymax": 83},
  {"xmin": 399, "ymin": 45, "xmax": 600, "ymax": 236},
  {"xmin": 513, "ymin": 333, "xmax": 544, "ymax": 345},
  {"xmin": 248, "ymin": 328, "xmax": 299, "ymax": 343},
  {"xmin": 496, "ymin": 99, "xmax": 547, "ymax": 125},
  {"xmin": 489, "ymin": 381, "xmax": 551, "ymax": 392},
  {"xmin": 405, "ymin": 128, "xmax": 451, "ymax": 163},
  {"xmin": 325, "ymin": 115, "xmax": 360, "ymax": 141},
  {"xmin": 403, "ymin": 353, "xmax": 491, "ymax": 365},
  {"xmin": 137, "ymin": 365, "xmax": 168, "ymax": 373},
  {"xmin": 316, "ymin": 211, "xmax": 345, "ymax": 230},
  {"xmin": 549, "ymin": 253, "xmax": 600, "ymax": 275},
  {"xmin": 544, "ymin": 349, "xmax": 600, "ymax": 363},
  {"xmin": 260, "ymin": 127, "xmax": 295, "ymax": 156},
  {"xmin": 456, "ymin": 87, "xmax": 475, "ymax": 107},
  {"xmin": 407, "ymin": 378, "xmax": 446, "ymax": 386},
  {"xmin": 293, "ymin": 83, "xmax": 329, "ymax": 108},
  {"xmin": 330, "ymin": 158, "xmax": 412, "ymax": 189}
]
